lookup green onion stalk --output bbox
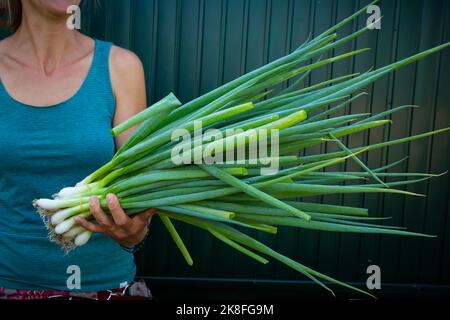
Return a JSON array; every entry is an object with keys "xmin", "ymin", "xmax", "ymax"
[{"xmin": 33, "ymin": 1, "xmax": 450, "ymax": 298}]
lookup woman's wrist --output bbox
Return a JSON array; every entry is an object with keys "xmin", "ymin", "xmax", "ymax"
[{"xmin": 120, "ymin": 226, "xmax": 150, "ymax": 254}]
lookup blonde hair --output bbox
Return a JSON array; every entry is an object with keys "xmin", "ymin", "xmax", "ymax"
[{"xmin": 0, "ymin": 0, "xmax": 22, "ymax": 31}]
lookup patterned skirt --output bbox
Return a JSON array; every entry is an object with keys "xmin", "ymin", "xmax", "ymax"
[{"xmin": 0, "ymin": 279, "xmax": 151, "ymax": 300}]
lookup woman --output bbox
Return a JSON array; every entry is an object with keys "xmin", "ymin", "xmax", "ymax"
[{"xmin": 0, "ymin": 0, "xmax": 155, "ymax": 300}]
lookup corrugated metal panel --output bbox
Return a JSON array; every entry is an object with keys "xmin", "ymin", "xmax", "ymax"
[{"xmin": 3, "ymin": 0, "xmax": 449, "ymax": 287}]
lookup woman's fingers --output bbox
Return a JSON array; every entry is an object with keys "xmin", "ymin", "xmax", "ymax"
[
  {"xmin": 74, "ymin": 216, "xmax": 105, "ymax": 233},
  {"xmin": 135, "ymin": 208, "xmax": 156, "ymax": 224},
  {"xmin": 89, "ymin": 196, "xmax": 113, "ymax": 227},
  {"xmin": 106, "ymin": 193, "xmax": 131, "ymax": 227},
  {"xmin": 81, "ymin": 194, "xmax": 154, "ymax": 246}
]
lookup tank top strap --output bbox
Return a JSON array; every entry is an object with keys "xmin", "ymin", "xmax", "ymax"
[
  {"xmin": 83, "ymin": 38, "xmax": 116, "ymax": 116},
  {"xmin": 91, "ymin": 39, "xmax": 113, "ymax": 77}
]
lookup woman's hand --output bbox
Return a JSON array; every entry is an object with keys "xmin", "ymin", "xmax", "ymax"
[{"xmin": 74, "ymin": 194, "xmax": 155, "ymax": 247}]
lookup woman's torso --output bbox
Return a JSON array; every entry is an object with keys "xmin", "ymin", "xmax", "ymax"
[{"xmin": 0, "ymin": 38, "xmax": 136, "ymax": 291}]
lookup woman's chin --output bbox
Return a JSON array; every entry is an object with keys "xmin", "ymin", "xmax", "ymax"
[{"xmin": 38, "ymin": 0, "xmax": 81, "ymax": 17}]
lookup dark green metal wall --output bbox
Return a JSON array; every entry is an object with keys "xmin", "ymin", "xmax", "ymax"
[{"xmin": 5, "ymin": 0, "xmax": 450, "ymax": 288}]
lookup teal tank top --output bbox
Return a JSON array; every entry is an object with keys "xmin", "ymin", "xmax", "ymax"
[{"xmin": 0, "ymin": 39, "xmax": 136, "ymax": 291}]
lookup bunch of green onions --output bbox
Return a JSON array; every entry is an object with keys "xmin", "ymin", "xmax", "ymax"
[{"xmin": 34, "ymin": 1, "xmax": 450, "ymax": 297}]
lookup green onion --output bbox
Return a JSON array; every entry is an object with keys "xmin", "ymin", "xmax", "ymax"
[{"xmin": 34, "ymin": 2, "xmax": 450, "ymax": 298}]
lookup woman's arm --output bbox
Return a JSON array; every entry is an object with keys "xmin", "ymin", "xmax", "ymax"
[
  {"xmin": 75, "ymin": 46, "xmax": 155, "ymax": 247},
  {"xmin": 110, "ymin": 46, "xmax": 147, "ymax": 149}
]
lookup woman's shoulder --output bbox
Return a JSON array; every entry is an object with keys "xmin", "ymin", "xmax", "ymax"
[
  {"xmin": 109, "ymin": 45, "xmax": 144, "ymax": 78},
  {"xmin": 109, "ymin": 44, "xmax": 145, "ymax": 93}
]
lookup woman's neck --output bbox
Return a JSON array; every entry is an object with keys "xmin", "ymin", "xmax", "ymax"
[{"xmin": 11, "ymin": 8, "xmax": 79, "ymax": 76}]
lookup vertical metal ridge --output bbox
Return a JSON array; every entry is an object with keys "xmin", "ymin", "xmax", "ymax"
[
  {"xmin": 240, "ymin": 0, "xmax": 250, "ymax": 75},
  {"xmin": 150, "ymin": 0, "xmax": 159, "ymax": 103},
  {"xmin": 283, "ymin": 0, "xmax": 295, "ymax": 91},
  {"xmin": 287, "ymin": 0, "xmax": 295, "ymax": 53},
  {"xmin": 309, "ymin": 0, "xmax": 321, "ymax": 270},
  {"xmin": 393, "ymin": 0, "xmax": 425, "ymax": 283},
  {"xmin": 173, "ymin": 0, "xmax": 182, "ymax": 94},
  {"xmin": 130, "ymin": 1, "xmax": 137, "ymax": 49},
  {"xmin": 399, "ymin": 0, "xmax": 424, "ymax": 284},
  {"xmin": 262, "ymin": 0, "xmax": 271, "ymax": 65},
  {"xmin": 308, "ymin": 0, "xmax": 315, "ymax": 83},
  {"xmin": 358, "ymin": 0, "xmax": 380, "ymax": 270},
  {"xmin": 437, "ymin": 0, "xmax": 450, "ymax": 284},
  {"xmin": 195, "ymin": 0, "xmax": 205, "ymax": 96},
  {"xmin": 376, "ymin": 0, "xmax": 401, "ymax": 263},
  {"xmin": 329, "ymin": 0, "xmax": 343, "ymax": 279},
  {"xmin": 419, "ymin": 0, "xmax": 449, "ymax": 284},
  {"xmin": 128, "ymin": 0, "xmax": 135, "ymax": 49},
  {"xmin": 218, "ymin": 0, "xmax": 228, "ymax": 86}
]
